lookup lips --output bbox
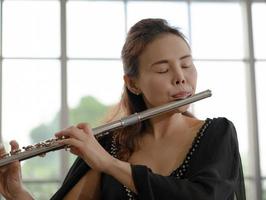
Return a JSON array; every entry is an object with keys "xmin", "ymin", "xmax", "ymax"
[{"xmin": 172, "ymin": 91, "xmax": 192, "ymax": 100}]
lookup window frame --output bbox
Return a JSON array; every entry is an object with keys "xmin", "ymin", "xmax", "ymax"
[{"xmin": 0, "ymin": 0, "xmax": 264, "ymax": 199}]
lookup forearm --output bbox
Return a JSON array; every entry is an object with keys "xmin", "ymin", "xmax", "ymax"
[
  {"xmin": 6, "ymin": 189, "xmax": 34, "ymax": 200},
  {"xmin": 18, "ymin": 191, "xmax": 34, "ymax": 200},
  {"xmin": 104, "ymin": 157, "xmax": 137, "ymax": 193}
]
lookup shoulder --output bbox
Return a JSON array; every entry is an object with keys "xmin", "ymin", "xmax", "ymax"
[
  {"xmin": 189, "ymin": 118, "xmax": 242, "ymax": 179},
  {"xmin": 202, "ymin": 117, "xmax": 239, "ymax": 151},
  {"xmin": 208, "ymin": 117, "xmax": 237, "ymax": 137},
  {"xmin": 209, "ymin": 117, "xmax": 235, "ymax": 130}
]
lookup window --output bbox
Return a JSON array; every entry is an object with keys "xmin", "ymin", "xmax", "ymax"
[
  {"xmin": 66, "ymin": 1, "xmax": 125, "ymax": 58},
  {"xmin": 253, "ymin": 3, "xmax": 266, "ymax": 199},
  {"xmin": 0, "ymin": 0, "xmax": 264, "ymax": 199},
  {"xmin": 1, "ymin": 1, "xmax": 61, "ymax": 197},
  {"xmin": 2, "ymin": 0, "xmax": 60, "ymax": 57}
]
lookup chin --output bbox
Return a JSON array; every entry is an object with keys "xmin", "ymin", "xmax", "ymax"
[{"xmin": 176, "ymin": 105, "xmax": 190, "ymax": 113}]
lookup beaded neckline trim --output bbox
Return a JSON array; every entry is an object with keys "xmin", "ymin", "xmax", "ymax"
[
  {"xmin": 170, "ymin": 118, "xmax": 212, "ymax": 178},
  {"xmin": 110, "ymin": 118, "xmax": 212, "ymax": 200}
]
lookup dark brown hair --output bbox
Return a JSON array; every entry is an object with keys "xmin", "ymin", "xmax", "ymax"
[{"xmin": 112, "ymin": 18, "xmax": 190, "ymax": 160}]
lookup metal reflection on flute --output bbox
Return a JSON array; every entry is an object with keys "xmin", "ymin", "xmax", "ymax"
[{"xmin": 0, "ymin": 89, "xmax": 212, "ymax": 167}]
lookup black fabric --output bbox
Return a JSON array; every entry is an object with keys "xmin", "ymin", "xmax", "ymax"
[
  {"xmin": 130, "ymin": 118, "xmax": 246, "ymax": 200},
  {"xmin": 50, "ymin": 133, "xmax": 112, "ymax": 200},
  {"xmin": 50, "ymin": 117, "xmax": 246, "ymax": 200}
]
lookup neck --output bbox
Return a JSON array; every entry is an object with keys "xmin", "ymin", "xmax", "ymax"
[{"xmin": 147, "ymin": 112, "xmax": 188, "ymax": 140}]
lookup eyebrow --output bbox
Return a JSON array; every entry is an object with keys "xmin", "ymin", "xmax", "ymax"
[
  {"xmin": 151, "ymin": 59, "xmax": 169, "ymax": 67},
  {"xmin": 151, "ymin": 54, "xmax": 192, "ymax": 67},
  {"xmin": 180, "ymin": 54, "xmax": 192, "ymax": 60}
]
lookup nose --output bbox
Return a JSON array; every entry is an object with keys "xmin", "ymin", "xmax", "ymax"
[
  {"xmin": 173, "ymin": 65, "xmax": 185, "ymax": 85},
  {"xmin": 176, "ymin": 78, "xmax": 185, "ymax": 85}
]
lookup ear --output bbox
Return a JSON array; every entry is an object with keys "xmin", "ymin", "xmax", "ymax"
[{"xmin": 123, "ymin": 75, "xmax": 141, "ymax": 95}]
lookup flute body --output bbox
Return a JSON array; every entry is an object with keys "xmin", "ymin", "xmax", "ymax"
[{"xmin": 0, "ymin": 90, "xmax": 212, "ymax": 167}]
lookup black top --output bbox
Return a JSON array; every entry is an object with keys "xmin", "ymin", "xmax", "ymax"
[{"xmin": 50, "ymin": 117, "xmax": 246, "ymax": 200}]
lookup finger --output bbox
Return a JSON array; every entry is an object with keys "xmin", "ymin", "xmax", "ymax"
[
  {"xmin": 9, "ymin": 140, "xmax": 19, "ymax": 151},
  {"xmin": 0, "ymin": 143, "xmax": 20, "ymax": 171},
  {"xmin": 77, "ymin": 123, "xmax": 93, "ymax": 136},
  {"xmin": 59, "ymin": 137, "xmax": 81, "ymax": 146},
  {"xmin": 0, "ymin": 143, "xmax": 6, "ymax": 156},
  {"xmin": 55, "ymin": 126, "xmax": 80, "ymax": 139},
  {"xmin": 59, "ymin": 138, "xmax": 84, "ymax": 153},
  {"xmin": 69, "ymin": 148, "xmax": 80, "ymax": 156}
]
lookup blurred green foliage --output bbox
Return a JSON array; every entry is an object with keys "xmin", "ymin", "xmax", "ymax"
[{"xmin": 22, "ymin": 96, "xmax": 109, "ymax": 199}]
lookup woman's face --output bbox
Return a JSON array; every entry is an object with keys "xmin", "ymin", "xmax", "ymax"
[{"xmin": 134, "ymin": 33, "xmax": 197, "ymax": 110}]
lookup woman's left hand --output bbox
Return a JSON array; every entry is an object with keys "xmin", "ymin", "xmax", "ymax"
[{"xmin": 55, "ymin": 123, "xmax": 114, "ymax": 172}]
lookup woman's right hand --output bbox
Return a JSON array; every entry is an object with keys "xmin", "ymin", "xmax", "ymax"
[{"xmin": 0, "ymin": 140, "xmax": 33, "ymax": 200}]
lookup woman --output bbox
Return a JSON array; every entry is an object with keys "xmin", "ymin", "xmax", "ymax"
[{"xmin": 0, "ymin": 18, "xmax": 245, "ymax": 200}]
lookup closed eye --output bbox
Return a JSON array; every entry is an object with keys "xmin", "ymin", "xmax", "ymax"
[
  {"xmin": 182, "ymin": 65, "xmax": 192, "ymax": 68},
  {"xmin": 151, "ymin": 60, "xmax": 169, "ymax": 73},
  {"xmin": 157, "ymin": 69, "xmax": 169, "ymax": 73}
]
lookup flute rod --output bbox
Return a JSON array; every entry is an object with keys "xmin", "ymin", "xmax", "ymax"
[
  {"xmin": 0, "ymin": 90, "xmax": 211, "ymax": 167},
  {"xmin": 93, "ymin": 89, "xmax": 212, "ymax": 136}
]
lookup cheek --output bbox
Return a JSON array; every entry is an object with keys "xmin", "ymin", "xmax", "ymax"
[
  {"xmin": 193, "ymin": 72, "xmax": 197, "ymax": 87},
  {"xmin": 139, "ymin": 78, "xmax": 170, "ymax": 106},
  {"xmin": 187, "ymin": 68, "xmax": 197, "ymax": 88},
  {"xmin": 142, "ymin": 80, "xmax": 162, "ymax": 96},
  {"xmin": 194, "ymin": 68, "xmax": 198, "ymax": 82},
  {"xmin": 144, "ymin": 76, "xmax": 170, "ymax": 92}
]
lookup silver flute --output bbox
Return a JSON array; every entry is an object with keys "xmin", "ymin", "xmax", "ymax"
[{"xmin": 0, "ymin": 90, "xmax": 211, "ymax": 167}]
